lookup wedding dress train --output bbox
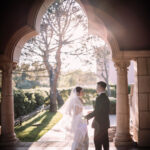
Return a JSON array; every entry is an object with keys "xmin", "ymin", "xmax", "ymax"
[{"xmin": 60, "ymin": 88, "xmax": 89, "ymax": 150}]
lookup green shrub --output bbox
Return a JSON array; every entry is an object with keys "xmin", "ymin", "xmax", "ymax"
[
  {"xmin": 128, "ymin": 85, "xmax": 131, "ymax": 94},
  {"xmin": 34, "ymin": 92, "xmax": 45, "ymax": 106},
  {"xmin": 110, "ymin": 87, "xmax": 116, "ymax": 98},
  {"xmin": 14, "ymin": 89, "xmax": 49, "ymax": 118},
  {"xmin": 24, "ymin": 92, "xmax": 37, "ymax": 111},
  {"xmin": 59, "ymin": 89, "xmax": 71, "ymax": 102},
  {"xmin": 110, "ymin": 84, "xmax": 116, "ymax": 89},
  {"xmin": 82, "ymin": 88, "xmax": 97, "ymax": 105},
  {"xmin": 109, "ymin": 97, "xmax": 116, "ymax": 114},
  {"xmin": 59, "ymin": 87, "xmax": 116, "ymax": 114},
  {"xmin": 14, "ymin": 90, "xmax": 28, "ymax": 118},
  {"xmin": 14, "ymin": 86, "xmax": 117, "ymax": 119},
  {"xmin": 109, "ymin": 85, "xmax": 131, "ymax": 97}
]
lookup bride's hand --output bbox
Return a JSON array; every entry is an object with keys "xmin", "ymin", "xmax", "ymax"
[
  {"xmin": 88, "ymin": 111, "xmax": 92, "ymax": 114},
  {"xmin": 83, "ymin": 117, "xmax": 89, "ymax": 125}
]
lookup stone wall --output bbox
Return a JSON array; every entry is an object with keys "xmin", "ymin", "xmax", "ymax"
[
  {"xmin": 134, "ymin": 58, "xmax": 150, "ymax": 146},
  {"xmin": 131, "ymin": 61, "xmax": 139, "ymax": 143}
]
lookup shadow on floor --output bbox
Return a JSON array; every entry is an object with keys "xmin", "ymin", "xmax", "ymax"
[{"xmin": 0, "ymin": 141, "xmax": 150, "ymax": 150}]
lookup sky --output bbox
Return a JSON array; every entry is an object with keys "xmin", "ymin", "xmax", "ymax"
[
  {"xmin": 20, "ymin": 36, "xmax": 106, "ymax": 73},
  {"xmin": 18, "ymin": 0, "xmax": 135, "ymax": 86}
]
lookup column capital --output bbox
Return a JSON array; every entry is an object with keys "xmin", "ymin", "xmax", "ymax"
[
  {"xmin": 0, "ymin": 62, "xmax": 17, "ymax": 73},
  {"xmin": 114, "ymin": 60, "xmax": 130, "ymax": 74}
]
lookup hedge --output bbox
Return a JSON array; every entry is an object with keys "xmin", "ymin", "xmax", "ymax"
[
  {"xmin": 14, "ymin": 89, "xmax": 49, "ymax": 118},
  {"xmin": 14, "ymin": 85, "xmax": 130, "ymax": 117},
  {"xmin": 59, "ymin": 87, "xmax": 116, "ymax": 114}
]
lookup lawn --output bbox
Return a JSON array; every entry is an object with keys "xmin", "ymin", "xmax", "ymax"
[{"xmin": 15, "ymin": 110, "xmax": 62, "ymax": 142}]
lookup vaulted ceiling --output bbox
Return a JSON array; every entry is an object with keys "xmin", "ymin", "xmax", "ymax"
[
  {"xmin": 83, "ymin": 0, "xmax": 150, "ymax": 50},
  {"xmin": 0, "ymin": 0, "xmax": 150, "ymax": 55}
]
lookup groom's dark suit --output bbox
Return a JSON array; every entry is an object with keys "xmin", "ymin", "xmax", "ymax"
[{"xmin": 86, "ymin": 92, "xmax": 110, "ymax": 150}]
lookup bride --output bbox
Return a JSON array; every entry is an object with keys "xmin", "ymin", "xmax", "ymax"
[{"xmin": 60, "ymin": 86, "xmax": 89, "ymax": 150}]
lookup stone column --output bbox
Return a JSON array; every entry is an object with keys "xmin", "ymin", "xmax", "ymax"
[
  {"xmin": 0, "ymin": 62, "xmax": 18, "ymax": 145},
  {"xmin": 114, "ymin": 60, "xmax": 133, "ymax": 146}
]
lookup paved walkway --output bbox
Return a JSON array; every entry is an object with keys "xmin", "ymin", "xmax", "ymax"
[
  {"xmin": 2, "ymin": 142, "xmax": 146, "ymax": 150},
  {"xmin": 38, "ymin": 105, "xmax": 116, "ymax": 143},
  {"xmin": 1, "ymin": 106, "xmax": 149, "ymax": 150}
]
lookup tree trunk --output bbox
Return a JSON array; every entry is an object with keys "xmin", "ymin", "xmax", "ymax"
[
  {"xmin": 56, "ymin": 90, "xmax": 64, "ymax": 107},
  {"xmin": 49, "ymin": 70, "xmax": 57, "ymax": 112},
  {"xmin": 43, "ymin": 36, "xmax": 62, "ymax": 112},
  {"xmin": 50, "ymin": 92, "xmax": 57, "ymax": 112},
  {"xmin": 42, "ymin": 51, "xmax": 58, "ymax": 112},
  {"xmin": 50, "ymin": 41, "xmax": 62, "ymax": 110},
  {"xmin": 49, "ymin": 82, "xmax": 64, "ymax": 111}
]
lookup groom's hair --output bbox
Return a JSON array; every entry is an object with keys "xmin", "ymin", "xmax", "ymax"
[
  {"xmin": 76, "ymin": 87, "xmax": 82, "ymax": 93},
  {"xmin": 97, "ymin": 81, "xmax": 106, "ymax": 89}
]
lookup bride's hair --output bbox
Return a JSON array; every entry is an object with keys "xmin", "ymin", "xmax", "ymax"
[{"xmin": 76, "ymin": 86, "xmax": 82, "ymax": 93}]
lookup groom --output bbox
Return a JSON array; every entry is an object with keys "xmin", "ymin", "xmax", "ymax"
[{"xmin": 85, "ymin": 81, "xmax": 110, "ymax": 150}]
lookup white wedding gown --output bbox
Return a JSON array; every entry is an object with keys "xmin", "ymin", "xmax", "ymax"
[
  {"xmin": 71, "ymin": 99, "xmax": 89, "ymax": 150},
  {"xmin": 60, "ymin": 88, "xmax": 89, "ymax": 150}
]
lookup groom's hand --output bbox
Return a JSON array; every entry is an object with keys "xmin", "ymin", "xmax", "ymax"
[
  {"xmin": 84, "ymin": 115, "xmax": 90, "ymax": 120},
  {"xmin": 84, "ymin": 115, "xmax": 87, "ymax": 119},
  {"xmin": 85, "ymin": 111, "xmax": 92, "ymax": 119},
  {"xmin": 84, "ymin": 110, "xmax": 94, "ymax": 120}
]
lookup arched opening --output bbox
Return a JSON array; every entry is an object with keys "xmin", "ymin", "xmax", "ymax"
[{"xmin": 0, "ymin": 0, "xmax": 134, "ymax": 148}]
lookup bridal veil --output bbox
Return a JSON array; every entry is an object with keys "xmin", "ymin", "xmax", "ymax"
[{"xmin": 59, "ymin": 88, "xmax": 88, "ymax": 142}]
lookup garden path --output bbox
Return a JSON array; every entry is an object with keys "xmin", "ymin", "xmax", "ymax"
[{"xmin": 38, "ymin": 105, "xmax": 116, "ymax": 149}]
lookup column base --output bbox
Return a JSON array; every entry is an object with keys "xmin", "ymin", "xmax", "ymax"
[
  {"xmin": 114, "ymin": 133, "xmax": 135, "ymax": 146},
  {"xmin": 0, "ymin": 133, "xmax": 19, "ymax": 146}
]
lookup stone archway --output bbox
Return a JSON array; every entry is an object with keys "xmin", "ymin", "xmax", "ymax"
[
  {"xmin": 8, "ymin": 0, "xmax": 123, "ymax": 63},
  {"xmin": 0, "ymin": 0, "xmax": 134, "ymax": 146}
]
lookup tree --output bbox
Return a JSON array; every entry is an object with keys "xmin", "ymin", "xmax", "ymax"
[
  {"xmin": 96, "ymin": 44, "xmax": 111, "ymax": 96},
  {"xmin": 13, "ymin": 64, "xmax": 41, "ymax": 89},
  {"xmin": 20, "ymin": 0, "xmax": 87, "ymax": 112},
  {"xmin": 79, "ymin": 35, "xmax": 111, "ymax": 95}
]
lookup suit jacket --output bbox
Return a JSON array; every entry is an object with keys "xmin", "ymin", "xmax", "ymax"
[{"xmin": 86, "ymin": 93, "xmax": 110, "ymax": 130}]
